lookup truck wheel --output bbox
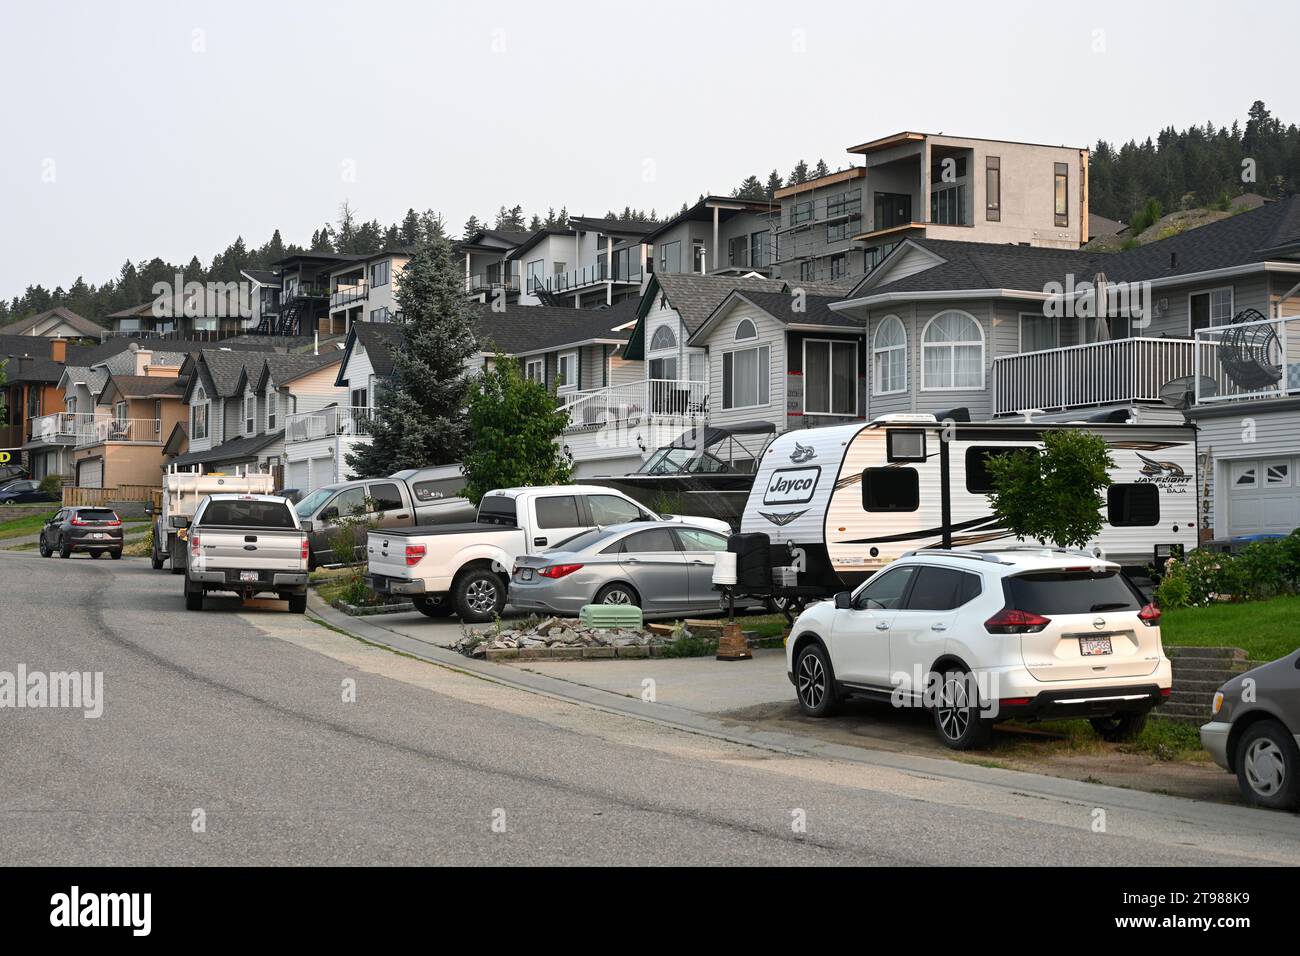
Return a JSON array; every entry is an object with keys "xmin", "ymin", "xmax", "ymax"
[
  {"xmin": 170, "ymin": 539, "xmax": 185, "ymax": 574},
  {"xmin": 287, "ymin": 593, "xmax": 307, "ymax": 614},
  {"xmin": 454, "ymin": 568, "xmax": 506, "ymax": 623},
  {"xmin": 184, "ymin": 581, "xmax": 203, "ymax": 612},
  {"xmin": 150, "ymin": 544, "xmax": 164, "ymax": 570},
  {"xmin": 414, "ymin": 595, "xmax": 454, "ymax": 618}
]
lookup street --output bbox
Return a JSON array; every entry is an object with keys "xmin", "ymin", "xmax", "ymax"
[{"xmin": 1, "ymin": 549, "xmax": 1296, "ymax": 866}]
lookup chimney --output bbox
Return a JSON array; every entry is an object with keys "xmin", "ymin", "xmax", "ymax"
[
  {"xmin": 50, "ymin": 338, "xmax": 67, "ymax": 363},
  {"xmin": 134, "ymin": 348, "xmax": 154, "ymax": 375}
]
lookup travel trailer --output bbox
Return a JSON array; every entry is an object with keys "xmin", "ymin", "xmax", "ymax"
[{"xmin": 739, "ymin": 416, "xmax": 1198, "ymax": 595}]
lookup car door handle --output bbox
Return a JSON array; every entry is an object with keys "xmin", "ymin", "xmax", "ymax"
[
  {"xmin": 624, "ymin": 557, "xmax": 640, "ymax": 564},
  {"xmin": 875, "ymin": 621, "xmax": 890, "ymax": 631},
  {"xmin": 533, "ymin": 537, "xmax": 547, "ymax": 547},
  {"xmin": 690, "ymin": 559, "xmax": 708, "ymax": 565},
  {"xmin": 931, "ymin": 623, "xmax": 948, "ymax": 632}
]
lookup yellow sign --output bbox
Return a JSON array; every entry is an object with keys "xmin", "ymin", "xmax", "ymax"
[{"xmin": 0, "ymin": 451, "xmax": 11, "ymax": 464}]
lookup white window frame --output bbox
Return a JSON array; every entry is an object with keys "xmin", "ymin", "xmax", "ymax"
[
  {"xmin": 114, "ymin": 400, "xmax": 127, "ymax": 424},
  {"xmin": 524, "ymin": 358, "xmax": 544, "ymax": 384},
  {"xmin": 1230, "ymin": 460, "xmax": 1257, "ymax": 487},
  {"xmin": 1187, "ymin": 286, "xmax": 1235, "ymax": 335},
  {"xmin": 921, "ymin": 310, "xmax": 985, "ymax": 391},
  {"xmin": 1264, "ymin": 459, "xmax": 1292, "ymax": 486},
  {"xmin": 649, "ymin": 324, "xmax": 678, "ymax": 352},
  {"xmin": 1018, "ymin": 311, "xmax": 1061, "ymax": 353},
  {"xmin": 267, "ymin": 386, "xmax": 278, "ymax": 431},
  {"xmin": 191, "ymin": 386, "xmax": 209, "ymax": 441},
  {"xmin": 722, "ymin": 344, "xmax": 770, "ymax": 410},
  {"xmin": 244, "ymin": 388, "xmax": 256, "ymax": 436},
  {"xmin": 803, "ymin": 338, "xmax": 859, "ymax": 416},
  {"xmin": 872, "ymin": 315, "xmax": 907, "ymax": 396},
  {"xmin": 556, "ymin": 350, "xmax": 579, "ymax": 392},
  {"xmin": 734, "ymin": 318, "xmax": 758, "ymax": 341}
]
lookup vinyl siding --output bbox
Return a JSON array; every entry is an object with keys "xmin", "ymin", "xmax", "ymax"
[{"xmin": 705, "ymin": 301, "xmax": 786, "ymax": 433}]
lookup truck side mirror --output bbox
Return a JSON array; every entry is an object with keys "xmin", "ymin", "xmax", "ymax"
[
  {"xmin": 834, "ymin": 591, "xmax": 852, "ymax": 610},
  {"xmin": 171, "ymin": 516, "xmax": 190, "ymax": 529},
  {"xmin": 300, "ymin": 520, "xmax": 314, "ymax": 534},
  {"xmin": 319, "ymin": 507, "xmax": 339, "ymax": 523}
]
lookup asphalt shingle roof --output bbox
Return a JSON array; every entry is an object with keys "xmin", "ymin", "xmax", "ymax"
[
  {"xmin": 351, "ymin": 322, "xmax": 406, "ymax": 378},
  {"xmin": 0, "ymin": 306, "xmax": 102, "ymax": 337},
  {"xmin": 259, "ymin": 350, "xmax": 342, "ymax": 388},
  {"xmin": 197, "ymin": 349, "xmax": 269, "ymax": 397},
  {"xmin": 728, "ymin": 290, "xmax": 860, "ymax": 330},
  {"xmin": 650, "ymin": 273, "xmax": 789, "ymax": 335},
  {"xmin": 473, "ymin": 301, "xmax": 635, "ymax": 356},
  {"xmin": 167, "ymin": 430, "xmax": 285, "ymax": 468}
]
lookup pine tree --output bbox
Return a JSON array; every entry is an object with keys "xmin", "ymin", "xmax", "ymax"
[
  {"xmin": 765, "ymin": 170, "xmax": 784, "ymax": 199},
  {"xmin": 813, "ymin": 158, "xmax": 830, "ymax": 179},
  {"xmin": 787, "ymin": 159, "xmax": 810, "ymax": 186},
  {"xmin": 461, "ymin": 215, "xmax": 482, "ymax": 240},
  {"xmin": 732, "ymin": 175, "xmax": 765, "ymax": 200},
  {"xmin": 345, "ymin": 230, "xmax": 477, "ymax": 476}
]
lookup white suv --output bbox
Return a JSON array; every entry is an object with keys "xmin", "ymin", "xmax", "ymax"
[{"xmin": 786, "ymin": 549, "xmax": 1170, "ymax": 749}]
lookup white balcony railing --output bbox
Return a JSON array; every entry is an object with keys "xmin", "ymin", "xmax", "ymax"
[
  {"xmin": 28, "ymin": 412, "xmax": 83, "ymax": 444},
  {"xmin": 1194, "ymin": 314, "xmax": 1300, "ymax": 405},
  {"xmin": 559, "ymin": 380, "xmax": 707, "ymax": 431},
  {"xmin": 992, "ymin": 338, "xmax": 1197, "ymax": 416},
  {"xmin": 285, "ymin": 405, "xmax": 372, "ymax": 443},
  {"xmin": 73, "ymin": 415, "xmax": 162, "ymax": 446}
]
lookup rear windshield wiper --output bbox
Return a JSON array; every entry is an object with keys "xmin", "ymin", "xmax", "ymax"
[{"xmin": 1090, "ymin": 602, "xmax": 1132, "ymax": 612}]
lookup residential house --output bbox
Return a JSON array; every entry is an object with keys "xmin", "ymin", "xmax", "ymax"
[
  {"xmin": 169, "ymin": 349, "xmax": 344, "ymax": 483},
  {"xmin": 0, "ymin": 307, "xmax": 102, "ymax": 339},
  {"xmin": 6, "ymin": 337, "xmax": 74, "ymax": 476},
  {"xmin": 460, "ymin": 227, "xmax": 533, "ymax": 300},
  {"xmin": 641, "ymin": 197, "xmax": 779, "ymax": 278},
  {"xmin": 508, "ymin": 218, "xmax": 654, "ymax": 308},
  {"xmin": 264, "ymin": 252, "xmax": 363, "ymax": 337},
  {"xmin": 322, "ymin": 249, "xmax": 412, "ymax": 337}
]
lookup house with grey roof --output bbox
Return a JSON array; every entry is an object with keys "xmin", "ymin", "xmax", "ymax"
[
  {"xmin": 641, "ymin": 197, "xmax": 780, "ymax": 281},
  {"xmin": 0, "ymin": 306, "xmax": 102, "ymax": 339},
  {"xmin": 502, "ymin": 218, "xmax": 655, "ymax": 309},
  {"xmin": 321, "ymin": 249, "xmax": 414, "ymax": 337}
]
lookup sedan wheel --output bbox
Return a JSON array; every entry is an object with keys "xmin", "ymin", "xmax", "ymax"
[
  {"xmin": 597, "ymin": 585, "xmax": 636, "ymax": 606},
  {"xmin": 1244, "ymin": 738, "xmax": 1286, "ymax": 796}
]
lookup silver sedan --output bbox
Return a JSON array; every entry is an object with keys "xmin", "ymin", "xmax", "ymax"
[{"xmin": 509, "ymin": 523, "xmax": 740, "ymax": 619}]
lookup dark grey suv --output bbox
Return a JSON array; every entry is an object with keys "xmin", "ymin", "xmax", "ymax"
[
  {"xmin": 1201, "ymin": 649, "xmax": 1300, "ymax": 811},
  {"xmin": 38, "ymin": 507, "xmax": 125, "ymax": 559}
]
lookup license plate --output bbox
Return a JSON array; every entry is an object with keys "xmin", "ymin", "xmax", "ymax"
[
  {"xmin": 90, "ymin": 533, "xmax": 107, "ymax": 539},
  {"xmin": 1079, "ymin": 635, "xmax": 1113, "ymax": 656},
  {"xmin": 517, "ymin": 568, "xmax": 533, "ymax": 581},
  {"xmin": 239, "ymin": 571, "xmax": 259, "ymax": 583}
]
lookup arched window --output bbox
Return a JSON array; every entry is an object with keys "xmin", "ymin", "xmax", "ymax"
[
  {"xmin": 872, "ymin": 315, "xmax": 907, "ymax": 395},
  {"xmin": 734, "ymin": 318, "xmax": 758, "ymax": 341},
  {"xmin": 921, "ymin": 311, "xmax": 984, "ymax": 390},
  {"xmin": 649, "ymin": 324, "xmax": 677, "ymax": 352}
]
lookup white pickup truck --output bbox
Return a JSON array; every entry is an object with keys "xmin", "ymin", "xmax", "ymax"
[
  {"xmin": 365, "ymin": 484, "xmax": 730, "ymax": 623},
  {"xmin": 182, "ymin": 494, "xmax": 310, "ymax": 613}
]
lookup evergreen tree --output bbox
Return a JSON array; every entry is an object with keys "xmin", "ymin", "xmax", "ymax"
[
  {"xmin": 462, "ymin": 215, "xmax": 482, "ymax": 240},
  {"xmin": 345, "ymin": 230, "xmax": 477, "ymax": 476},
  {"xmin": 765, "ymin": 170, "xmax": 784, "ymax": 199},
  {"xmin": 812, "ymin": 158, "xmax": 830, "ymax": 179},
  {"xmin": 787, "ymin": 159, "xmax": 809, "ymax": 185},
  {"xmin": 732, "ymin": 175, "xmax": 765, "ymax": 200}
]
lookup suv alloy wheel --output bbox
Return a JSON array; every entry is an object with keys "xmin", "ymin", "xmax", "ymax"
[{"xmin": 931, "ymin": 669, "xmax": 992, "ymax": 750}]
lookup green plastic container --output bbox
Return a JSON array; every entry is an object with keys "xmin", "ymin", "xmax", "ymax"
[{"xmin": 579, "ymin": 604, "xmax": 643, "ymax": 630}]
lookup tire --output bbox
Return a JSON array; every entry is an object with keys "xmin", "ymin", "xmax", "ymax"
[
  {"xmin": 1091, "ymin": 712, "xmax": 1149, "ymax": 742},
  {"xmin": 90, "ymin": 551, "xmax": 103, "ymax": 559},
  {"xmin": 931, "ymin": 669, "xmax": 993, "ymax": 750},
  {"xmin": 170, "ymin": 539, "xmax": 185, "ymax": 575},
  {"xmin": 38, "ymin": 534, "xmax": 50, "ymax": 558},
  {"xmin": 594, "ymin": 582, "xmax": 640, "ymax": 607},
  {"xmin": 287, "ymin": 593, "xmax": 307, "ymax": 614},
  {"xmin": 414, "ymin": 595, "xmax": 454, "ymax": 618},
  {"xmin": 151, "ymin": 538, "xmax": 164, "ymax": 570},
  {"xmin": 794, "ymin": 641, "xmax": 840, "ymax": 717},
  {"xmin": 59, "ymin": 539, "xmax": 71, "ymax": 559},
  {"xmin": 184, "ymin": 581, "xmax": 203, "ymax": 612},
  {"xmin": 1234, "ymin": 719, "xmax": 1300, "ymax": 811},
  {"xmin": 453, "ymin": 568, "xmax": 506, "ymax": 624},
  {"xmin": 110, "ymin": 550, "xmax": 122, "ymax": 560}
]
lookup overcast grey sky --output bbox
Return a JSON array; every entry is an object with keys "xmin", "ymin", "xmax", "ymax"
[{"xmin": 2, "ymin": 0, "xmax": 1297, "ymax": 299}]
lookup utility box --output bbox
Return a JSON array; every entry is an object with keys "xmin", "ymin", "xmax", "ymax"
[{"xmin": 579, "ymin": 604, "xmax": 643, "ymax": 631}]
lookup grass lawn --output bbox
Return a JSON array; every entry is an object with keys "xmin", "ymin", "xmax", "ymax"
[
  {"xmin": 993, "ymin": 716, "xmax": 1209, "ymax": 762},
  {"xmin": 0, "ymin": 509, "xmax": 57, "ymax": 540},
  {"xmin": 1161, "ymin": 595, "xmax": 1300, "ymax": 662}
]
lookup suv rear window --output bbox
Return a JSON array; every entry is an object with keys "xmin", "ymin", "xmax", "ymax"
[
  {"xmin": 1003, "ymin": 571, "xmax": 1141, "ymax": 615},
  {"xmin": 76, "ymin": 509, "xmax": 118, "ymax": 521},
  {"xmin": 200, "ymin": 500, "xmax": 296, "ymax": 528}
]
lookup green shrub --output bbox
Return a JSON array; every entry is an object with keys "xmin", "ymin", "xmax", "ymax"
[
  {"xmin": 1158, "ymin": 542, "xmax": 1296, "ymax": 608},
  {"xmin": 38, "ymin": 474, "xmax": 62, "ymax": 497},
  {"xmin": 1232, "ymin": 540, "xmax": 1287, "ymax": 601}
]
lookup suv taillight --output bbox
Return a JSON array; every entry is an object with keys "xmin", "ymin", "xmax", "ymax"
[
  {"xmin": 70, "ymin": 517, "xmax": 87, "ymax": 526},
  {"xmin": 404, "ymin": 544, "xmax": 426, "ymax": 567},
  {"xmin": 985, "ymin": 608, "xmax": 1051, "ymax": 634},
  {"xmin": 1138, "ymin": 602, "xmax": 1161, "ymax": 626},
  {"xmin": 539, "ymin": 563, "xmax": 583, "ymax": 579}
]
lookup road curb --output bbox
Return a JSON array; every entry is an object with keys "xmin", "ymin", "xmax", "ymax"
[{"xmin": 304, "ymin": 592, "xmax": 1297, "ymax": 838}]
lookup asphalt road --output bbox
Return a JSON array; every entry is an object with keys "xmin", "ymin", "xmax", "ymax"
[{"xmin": 1, "ymin": 550, "xmax": 1295, "ymax": 866}]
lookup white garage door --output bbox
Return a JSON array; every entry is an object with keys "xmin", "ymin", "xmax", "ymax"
[
  {"xmin": 288, "ymin": 459, "xmax": 310, "ymax": 492},
  {"xmin": 1228, "ymin": 457, "xmax": 1300, "ymax": 536},
  {"xmin": 310, "ymin": 456, "xmax": 335, "ymax": 490},
  {"xmin": 77, "ymin": 457, "xmax": 104, "ymax": 489}
]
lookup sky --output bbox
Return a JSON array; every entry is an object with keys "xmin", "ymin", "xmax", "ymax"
[{"xmin": 2, "ymin": 0, "xmax": 1298, "ymax": 300}]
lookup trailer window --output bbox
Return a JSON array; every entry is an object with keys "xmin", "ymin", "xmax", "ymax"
[
  {"xmin": 862, "ymin": 467, "xmax": 919, "ymax": 512},
  {"xmin": 1108, "ymin": 483, "xmax": 1160, "ymax": 526},
  {"xmin": 886, "ymin": 429, "xmax": 926, "ymax": 462},
  {"xmin": 966, "ymin": 446, "xmax": 1039, "ymax": 494}
]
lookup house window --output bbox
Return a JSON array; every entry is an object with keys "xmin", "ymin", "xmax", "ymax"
[
  {"xmin": 1189, "ymin": 288, "xmax": 1234, "ymax": 333},
  {"xmin": 350, "ymin": 387, "xmax": 368, "ymax": 410},
  {"xmin": 154, "ymin": 399, "xmax": 162, "ymax": 436},
  {"xmin": 369, "ymin": 307, "xmax": 390, "ymax": 323},
  {"xmin": 862, "ymin": 467, "xmax": 919, "ymax": 512},
  {"xmin": 826, "ymin": 189, "xmax": 861, "ymax": 219},
  {"xmin": 524, "ymin": 358, "xmax": 544, "ymax": 383},
  {"xmin": 692, "ymin": 242, "xmax": 705, "ymax": 273},
  {"xmin": 244, "ymin": 391, "xmax": 256, "ymax": 435},
  {"xmin": 114, "ymin": 400, "xmax": 127, "ymax": 424},
  {"xmin": 658, "ymin": 241, "xmax": 681, "ymax": 273},
  {"xmin": 750, "ymin": 231, "xmax": 770, "ymax": 268},
  {"xmin": 868, "ymin": 242, "xmax": 898, "ymax": 271},
  {"xmin": 804, "ymin": 339, "xmax": 858, "ymax": 416},
  {"xmin": 830, "ymin": 253, "xmax": 848, "ymax": 279},
  {"xmin": 1232, "ymin": 462, "xmax": 1257, "ymax": 487},
  {"xmin": 1019, "ymin": 312, "xmax": 1060, "ymax": 352},
  {"xmin": 267, "ymin": 388, "xmax": 278, "ymax": 431},
  {"xmin": 557, "ymin": 351, "xmax": 579, "ymax": 391},
  {"xmin": 799, "ymin": 261, "xmax": 816, "ymax": 282},
  {"xmin": 1054, "ymin": 162, "xmax": 1069, "ymax": 227},
  {"xmin": 370, "ymin": 260, "xmax": 391, "ymax": 286},
  {"xmin": 526, "ymin": 259, "xmax": 545, "ymax": 293},
  {"xmin": 872, "ymin": 316, "xmax": 907, "ymax": 395},
  {"xmin": 649, "ymin": 325, "xmax": 678, "ymax": 352},
  {"xmin": 728, "ymin": 235, "xmax": 749, "ymax": 268},
  {"xmin": 1265, "ymin": 461, "xmax": 1291, "ymax": 486},
  {"xmin": 648, "ymin": 356, "xmax": 677, "ymax": 381},
  {"xmin": 827, "ymin": 219, "xmax": 859, "ymax": 243},
  {"xmin": 734, "ymin": 318, "xmax": 758, "ymax": 341},
  {"xmin": 722, "ymin": 343, "xmax": 769, "ymax": 410},
  {"xmin": 191, "ymin": 388, "xmax": 208, "ymax": 441},
  {"xmin": 986, "ymin": 156, "xmax": 1001, "ymax": 221},
  {"xmin": 931, "ymin": 184, "xmax": 967, "ymax": 225},
  {"xmin": 791, "ymin": 201, "xmax": 814, "ymax": 226},
  {"xmin": 922, "ymin": 311, "xmax": 984, "ymax": 390}
]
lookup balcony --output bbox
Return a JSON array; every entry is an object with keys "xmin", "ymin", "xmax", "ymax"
[
  {"xmin": 559, "ymin": 380, "xmax": 707, "ymax": 431},
  {"xmin": 74, "ymin": 416, "xmax": 163, "ymax": 447},
  {"xmin": 26, "ymin": 412, "xmax": 82, "ymax": 446},
  {"xmin": 330, "ymin": 280, "xmax": 369, "ymax": 310},
  {"xmin": 992, "ymin": 338, "xmax": 1197, "ymax": 416},
  {"xmin": 285, "ymin": 406, "xmax": 372, "ymax": 444},
  {"xmin": 1194, "ymin": 314, "xmax": 1300, "ymax": 405},
  {"xmin": 527, "ymin": 262, "xmax": 644, "ymax": 296},
  {"xmin": 465, "ymin": 271, "xmax": 521, "ymax": 295}
]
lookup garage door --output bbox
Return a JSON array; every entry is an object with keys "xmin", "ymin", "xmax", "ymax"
[
  {"xmin": 1228, "ymin": 457, "xmax": 1300, "ymax": 536},
  {"xmin": 77, "ymin": 457, "xmax": 104, "ymax": 489},
  {"xmin": 288, "ymin": 459, "xmax": 310, "ymax": 492},
  {"xmin": 310, "ymin": 456, "xmax": 335, "ymax": 490}
]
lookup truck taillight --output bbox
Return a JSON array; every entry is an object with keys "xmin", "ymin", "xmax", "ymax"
[
  {"xmin": 191, "ymin": 533, "xmax": 200, "ymax": 558},
  {"xmin": 984, "ymin": 608, "xmax": 1051, "ymax": 634},
  {"xmin": 301, "ymin": 538, "xmax": 309, "ymax": 561},
  {"xmin": 405, "ymin": 544, "xmax": 426, "ymax": 567},
  {"xmin": 539, "ymin": 563, "xmax": 583, "ymax": 579}
]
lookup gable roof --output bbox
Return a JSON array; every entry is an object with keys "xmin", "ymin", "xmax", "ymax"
[
  {"xmin": 187, "ymin": 349, "xmax": 271, "ymax": 401},
  {"xmin": 256, "ymin": 351, "xmax": 343, "ymax": 391},
  {"xmin": 98, "ymin": 374, "xmax": 183, "ymax": 406},
  {"xmin": 0, "ymin": 306, "xmax": 101, "ymax": 337},
  {"xmin": 689, "ymin": 290, "xmax": 859, "ymax": 346},
  {"xmin": 473, "ymin": 301, "xmax": 635, "ymax": 356},
  {"xmin": 336, "ymin": 321, "xmax": 405, "ymax": 386},
  {"xmin": 166, "ymin": 429, "xmax": 284, "ymax": 469},
  {"xmin": 624, "ymin": 272, "xmax": 789, "ymax": 360},
  {"xmin": 57, "ymin": 365, "xmax": 110, "ymax": 396}
]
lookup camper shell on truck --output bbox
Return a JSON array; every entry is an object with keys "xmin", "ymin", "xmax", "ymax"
[
  {"xmin": 150, "ymin": 472, "xmax": 276, "ymax": 573},
  {"xmin": 738, "ymin": 416, "xmax": 1198, "ymax": 601}
]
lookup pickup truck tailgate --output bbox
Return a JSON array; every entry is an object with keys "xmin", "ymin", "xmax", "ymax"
[
  {"xmin": 367, "ymin": 524, "xmax": 524, "ymax": 593},
  {"xmin": 192, "ymin": 529, "xmax": 306, "ymax": 571}
]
